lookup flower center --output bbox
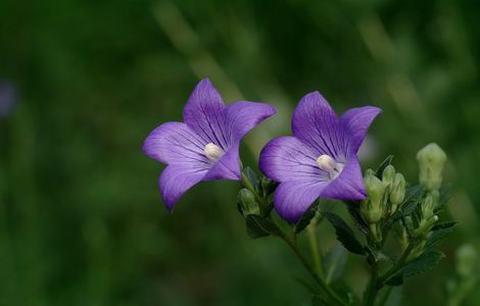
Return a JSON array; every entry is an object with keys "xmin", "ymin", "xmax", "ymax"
[
  {"xmin": 316, "ymin": 154, "xmax": 343, "ymax": 179},
  {"xmin": 204, "ymin": 143, "xmax": 224, "ymax": 161}
]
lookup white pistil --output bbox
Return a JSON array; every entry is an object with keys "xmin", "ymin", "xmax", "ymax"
[
  {"xmin": 204, "ymin": 143, "xmax": 224, "ymax": 161},
  {"xmin": 316, "ymin": 154, "xmax": 343, "ymax": 179}
]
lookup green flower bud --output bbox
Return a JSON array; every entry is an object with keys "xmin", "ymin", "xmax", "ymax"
[
  {"xmin": 361, "ymin": 170, "xmax": 386, "ymax": 224},
  {"xmin": 456, "ymin": 244, "xmax": 478, "ymax": 278},
  {"xmin": 390, "ymin": 173, "xmax": 406, "ymax": 212},
  {"xmin": 416, "ymin": 143, "xmax": 447, "ymax": 191},
  {"xmin": 237, "ymin": 188, "xmax": 260, "ymax": 216},
  {"xmin": 421, "ymin": 190, "xmax": 439, "ymax": 220},
  {"xmin": 382, "ymin": 165, "xmax": 396, "ymax": 188}
]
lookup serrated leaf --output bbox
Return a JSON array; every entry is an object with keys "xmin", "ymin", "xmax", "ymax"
[
  {"xmin": 387, "ymin": 250, "xmax": 445, "ymax": 283},
  {"xmin": 324, "ymin": 212, "xmax": 365, "ymax": 255},
  {"xmin": 295, "ymin": 202, "xmax": 319, "ymax": 233},
  {"xmin": 403, "ymin": 250, "xmax": 445, "ymax": 277},
  {"xmin": 375, "ymin": 155, "xmax": 394, "ymax": 177},
  {"xmin": 345, "ymin": 201, "xmax": 368, "ymax": 234},
  {"xmin": 245, "ymin": 215, "xmax": 280, "ymax": 239},
  {"xmin": 425, "ymin": 221, "xmax": 457, "ymax": 249},
  {"xmin": 324, "ymin": 243, "xmax": 348, "ymax": 283}
]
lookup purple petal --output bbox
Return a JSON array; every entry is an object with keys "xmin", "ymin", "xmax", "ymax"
[
  {"xmin": 259, "ymin": 136, "xmax": 328, "ymax": 182},
  {"xmin": 159, "ymin": 164, "xmax": 208, "ymax": 210},
  {"xmin": 321, "ymin": 157, "xmax": 366, "ymax": 201},
  {"xmin": 292, "ymin": 91, "xmax": 348, "ymax": 160},
  {"xmin": 274, "ymin": 180, "xmax": 327, "ymax": 223},
  {"xmin": 183, "ymin": 78, "xmax": 230, "ymax": 149},
  {"xmin": 204, "ymin": 143, "xmax": 241, "ymax": 181},
  {"xmin": 225, "ymin": 101, "xmax": 277, "ymax": 140},
  {"xmin": 340, "ymin": 106, "xmax": 382, "ymax": 153},
  {"xmin": 143, "ymin": 122, "xmax": 210, "ymax": 167}
]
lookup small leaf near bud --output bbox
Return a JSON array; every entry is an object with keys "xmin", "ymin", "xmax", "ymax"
[
  {"xmin": 417, "ymin": 143, "xmax": 447, "ymax": 191},
  {"xmin": 237, "ymin": 188, "xmax": 260, "ymax": 217}
]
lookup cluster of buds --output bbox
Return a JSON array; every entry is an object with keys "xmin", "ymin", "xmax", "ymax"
[
  {"xmin": 404, "ymin": 143, "xmax": 447, "ymax": 258},
  {"xmin": 237, "ymin": 168, "xmax": 276, "ymax": 217},
  {"xmin": 360, "ymin": 164, "xmax": 406, "ymax": 243},
  {"xmin": 417, "ymin": 143, "xmax": 447, "ymax": 234}
]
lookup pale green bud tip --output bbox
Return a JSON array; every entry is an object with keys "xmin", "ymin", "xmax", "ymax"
[
  {"xmin": 237, "ymin": 188, "xmax": 260, "ymax": 216},
  {"xmin": 390, "ymin": 173, "xmax": 406, "ymax": 206},
  {"xmin": 456, "ymin": 244, "xmax": 478, "ymax": 277},
  {"xmin": 364, "ymin": 173, "xmax": 386, "ymax": 201},
  {"xmin": 362, "ymin": 172, "xmax": 386, "ymax": 223},
  {"xmin": 421, "ymin": 190, "xmax": 439, "ymax": 219},
  {"xmin": 417, "ymin": 143, "xmax": 447, "ymax": 191},
  {"xmin": 382, "ymin": 165, "xmax": 396, "ymax": 186}
]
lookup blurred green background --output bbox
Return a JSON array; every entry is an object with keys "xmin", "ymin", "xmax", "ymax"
[{"xmin": 1, "ymin": 0, "xmax": 479, "ymax": 305}]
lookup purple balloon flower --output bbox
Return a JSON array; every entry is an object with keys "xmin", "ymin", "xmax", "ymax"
[
  {"xmin": 143, "ymin": 78, "xmax": 276, "ymax": 210},
  {"xmin": 259, "ymin": 91, "xmax": 381, "ymax": 223}
]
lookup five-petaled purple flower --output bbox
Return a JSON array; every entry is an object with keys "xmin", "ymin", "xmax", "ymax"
[
  {"xmin": 259, "ymin": 92, "xmax": 381, "ymax": 223},
  {"xmin": 143, "ymin": 78, "xmax": 276, "ymax": 210}
]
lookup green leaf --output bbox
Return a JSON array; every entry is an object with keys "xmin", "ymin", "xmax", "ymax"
[
  {"xmin": 403, "ymin": 250, "xmax": 445, "ymax": 277},
  {"xmin": 387, "ymin": 250, "xmax": 445, "ymax": 283},
  {"xmin": 245, "ymin": 215, "xmax": 281, "ymax": 239},
  {"xmin": 295, "ymin": 201, "xmax": 319, "ymax": 233},
  {"xmin": 375, "ymin": 155, "xmax": 394, "ymax": 177},
  {"xmin": 324, "ymin": 212, "xmax": 365, "ymax": 255},
  {"xmin": 345, "ymin": 202, "xmax": 368, "ymax": 234},
  {"xmin": 425, "ymin": 221, "xmax": 457, "ymax": 249}
]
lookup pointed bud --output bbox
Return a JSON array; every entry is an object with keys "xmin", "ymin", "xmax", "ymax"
[
  {"xmin": 382, "ymin": 165, "xmax": 396, "ymax": 188},
  {"xmin": 421, "ymin": 190, "xmax": 439, "ymax": 219},
  {"xmin": 361, "ymin": 170, "xmax": 386, "ymax": 224},
  {"xmin": 390, "ymin": 173, "xmax": 406, "ymax": 213},
  {"xmin": 237, "ymin": 188, "xmax": 260, "ymax": 217},
  {"xmin": 417, "ymin": 143, "xmax": 447, "ymax": 191}
]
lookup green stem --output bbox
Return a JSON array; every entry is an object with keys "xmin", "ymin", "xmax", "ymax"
[
  {"xmin": 307, "ymin": 223, "xmax": 324, "ymax": 278},
  {"xmin": 281, "ymin": 235, "xmax": 345, "ymax": 306},
  {"xmin": 378, "ymin": 243, "xmax": 415, "ymax": 285},
  {"xmin": 363, "ymin": 261, "xmax": 379, "ymax": 306}
]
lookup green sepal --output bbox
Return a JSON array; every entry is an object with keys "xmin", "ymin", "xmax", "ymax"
[{"xmin": 425, "ymin": 221, "xmax": 457, "ymax": 249}]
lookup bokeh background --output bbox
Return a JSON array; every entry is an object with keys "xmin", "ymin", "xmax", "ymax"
[{"xmin": 1, "ymin": 0, "xmax": 479, "ymax": 305}]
